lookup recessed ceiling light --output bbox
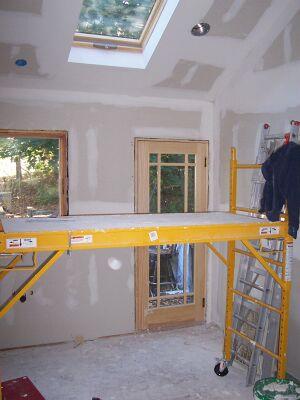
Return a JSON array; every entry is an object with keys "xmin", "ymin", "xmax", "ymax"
[
  {"xmin": 15, "ymin": 59, "xmax": 28, "ymax": 67},
  {"xmin": 191, "ymin": 22, "xmax": 210, "ymax": 36}
]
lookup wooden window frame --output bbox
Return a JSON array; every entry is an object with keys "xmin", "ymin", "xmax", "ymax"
[
  {"xmin": 73, "ymin": 0, "xmax": 166, "ymax": 52},
  {"xmin": 0, "ymin": 129, "xmax": 69, "ymax": 216}
]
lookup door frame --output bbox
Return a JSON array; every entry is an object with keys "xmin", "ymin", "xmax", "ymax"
[{"xmin": 134, "ymin": 138, "xmax": 209, "ymax": 330}]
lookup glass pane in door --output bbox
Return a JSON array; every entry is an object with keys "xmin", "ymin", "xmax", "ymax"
[
  {"xmin": 161, "ymin": 166, "xmax": 184, "ymax": 213},
  {"xmin": 188, "ymin": 166, "xmax": 195, "ymax": 212},
  {"xmin": 149, "ymin": 166, "xmax": 157, "ymax": 213},
  {"xmin": 161, "ymin": 154, "xmax": 185, "ymax": 163},
  {"xmin": 160, "ymin": 244, "xmax": 183, "ymax": 294}
]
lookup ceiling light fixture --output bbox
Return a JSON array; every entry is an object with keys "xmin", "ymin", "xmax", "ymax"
[{"xmin": 191, "ymin": 22, "xmax": 210, "ymax": 36}]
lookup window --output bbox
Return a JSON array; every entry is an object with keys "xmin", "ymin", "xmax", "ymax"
[
  {"xmin": 74, "ymin": 0, "xmax": 166, "ymax": 51},
  {"xmin": 0, "ymin": 130, "xmax": 68, "ymax": 218}
]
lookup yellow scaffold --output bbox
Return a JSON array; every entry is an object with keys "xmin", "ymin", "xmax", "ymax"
[{"xmin": 0, "ymin": 148, "xmax": 293, "ymax": 380}]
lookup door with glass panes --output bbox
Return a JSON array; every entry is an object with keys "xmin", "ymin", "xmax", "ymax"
[{"xmin": 135, "ymin": 139, "xmax": 208, "ymax": 329}]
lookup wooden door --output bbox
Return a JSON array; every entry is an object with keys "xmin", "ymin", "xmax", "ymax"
[{"xmin": 135, "ymin": 139, "xmax": 208, "ymax": 329}]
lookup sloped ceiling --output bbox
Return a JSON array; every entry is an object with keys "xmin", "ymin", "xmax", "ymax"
[{"xmin": 0, "ymin": 0, "xmax": 299, "ymax": 103}]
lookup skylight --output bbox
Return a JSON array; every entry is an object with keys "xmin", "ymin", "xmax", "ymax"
[{"xmin": 74, "ymin": 0, "xmax": 165, "ymax": 50}]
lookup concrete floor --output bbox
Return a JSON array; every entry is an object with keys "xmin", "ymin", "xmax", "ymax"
[{"xmin": 0, "ymin": 324, "xmax": 253, "ymax": 400}]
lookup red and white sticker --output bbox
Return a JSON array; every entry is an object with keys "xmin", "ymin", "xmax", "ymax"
[
  {"xmin": 71, "ymin": 235, "xmax": 93, "ymax": 245},
  {"xmin": 6, "ymin": 237, "xmax": 37, "ymax": 249},
  {"xmin": 259, "ymin": 226, "xmax": 280, "ymax": 235}
]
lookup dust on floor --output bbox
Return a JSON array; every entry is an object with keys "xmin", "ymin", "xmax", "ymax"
[{"xmin": 0, "ymin": 324, "xmax": 253, "ymax": 400}]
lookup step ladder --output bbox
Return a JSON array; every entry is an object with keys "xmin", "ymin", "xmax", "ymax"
[{"xmin": 232, "ymin": 120, "xmax": 300, "ymax": 386}]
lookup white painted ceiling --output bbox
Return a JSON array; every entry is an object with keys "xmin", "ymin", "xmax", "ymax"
[{"xmin": 0, "ymin": 0, "xmax": 299, "ymax": 102}]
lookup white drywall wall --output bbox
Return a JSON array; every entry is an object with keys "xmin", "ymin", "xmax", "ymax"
[
  {"xmin": 213, "ymin": 9, "xmax": 300, "ymax": 379},
  {"xmin": 0, "ymin": 96, "xmax": 214, "ymax": 348}
]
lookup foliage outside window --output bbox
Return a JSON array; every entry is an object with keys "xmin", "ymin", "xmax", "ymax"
[
  {"xmin": 0, "ymin": 131, "xmax": 68, "ymax": 218},
  {"xmin": 74, "ymin": 0, "xmax": 165, "ymax": 50}
]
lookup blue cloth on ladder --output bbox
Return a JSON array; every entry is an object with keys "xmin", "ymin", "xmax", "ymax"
[{"xmin": 259, "ymin": 141, "xmax": 300, "ymax": 239}]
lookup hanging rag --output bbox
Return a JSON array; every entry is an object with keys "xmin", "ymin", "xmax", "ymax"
[{"xmin": 259, "ymin": 141, "xmax": 300, "ymax": 239}]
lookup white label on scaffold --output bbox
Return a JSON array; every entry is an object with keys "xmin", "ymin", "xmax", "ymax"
[
  {"xmin": 149, "ymin": 231, "xmax": 158, "ymax": 242},
  {"xmin": 259, "ymin": 226, "xmax": 280, "ymax": 235},
  {"xmin": 71, "ymin": 235, "xmax": 93, "ymax": 245},
  {"xmin": 6, "ymin": 237, "xmax": 37, "ymax": 249},
  {"xmin": 285, "ymin": 242, "xmax": 293, "ymax": 281}
]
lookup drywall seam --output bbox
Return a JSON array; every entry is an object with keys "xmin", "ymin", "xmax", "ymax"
[
  {"xmin": 0, "ymin": 87, "xmax": 211, "ymax": 112},
  {"xmin": 88, "ymin": 254, "xmax": 99, "ymax": 306},
  {"xmin": 283, "ymin": 23, "xmax": 292, "ymax": 64},
  {"xmin": 86, "ymin": 128, "xmax": 98, "ymax": 198},
  {"xmin": 222, "ymin": 0, "xmax": 247, "ymax": 23},
  {"xmin": 181, "ymin": 63, "xmax": 199, "ymax": 86}
]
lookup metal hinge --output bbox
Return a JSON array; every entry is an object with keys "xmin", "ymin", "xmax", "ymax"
[{"xmin": 202, "ymin": 297, "xmax": 206, "ymax": 308}]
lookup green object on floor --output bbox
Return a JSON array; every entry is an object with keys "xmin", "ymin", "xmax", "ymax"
[{"xmin": 253, "ymin": 377, "xmax": 300, "ymax": 399}]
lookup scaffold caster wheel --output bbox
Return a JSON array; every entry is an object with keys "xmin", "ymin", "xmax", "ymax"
[{"xmin": 214, "ymin": 362, "xmax": 229, "ymax": 377}]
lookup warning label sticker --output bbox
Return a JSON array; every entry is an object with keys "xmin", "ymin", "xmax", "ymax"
[
  {"xmin": 149, "ymin": 231, "xmax": 158, "ymax": 242},
  {"xmin": 285, "ymin": 242, "xmax": 293, "ymax": 281},
  {"xmin": 6, "ymin": 237, "xmax": 37, "ymax": 249},
  {"xmin": 71, "ymin": 235, "xmax": 93, "ymax": 245},
  {"xmin": 259, "ymin": 226, "xmax": 280, "ymax": 235}
]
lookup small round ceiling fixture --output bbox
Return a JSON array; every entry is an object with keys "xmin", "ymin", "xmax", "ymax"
[
  {"xmin": 191, "ymin": 22, "xmax": 210, "ymax": 36},
  {"xmin": 15, "ymin": 59, "xmax": 28, "ymax": 67}
]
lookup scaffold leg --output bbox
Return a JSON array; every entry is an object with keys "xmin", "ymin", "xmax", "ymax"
[
  {"xmin": 277, "ymin": 240, "xmax": 293, "ymax": 379},
  {"xmin": 214, "ymin": 241, "xmax": 235, "ymax": 377},
  {"xmin": 224, "ymin": 241, "xmax": 235, "ymax": 362}
]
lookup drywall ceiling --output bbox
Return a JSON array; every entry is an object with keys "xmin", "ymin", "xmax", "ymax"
[
  {"xmin": 0, "ymin": 0, "xmax": 299, "ymax": 103},
  {"xmin": 0, "ymin": 0, "xmax": 42, "ymax": 14}
]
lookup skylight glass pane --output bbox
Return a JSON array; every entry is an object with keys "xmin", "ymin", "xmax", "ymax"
[{"xmin": 77, "ymin": 0, "xmax": 157, "ymax": 40}]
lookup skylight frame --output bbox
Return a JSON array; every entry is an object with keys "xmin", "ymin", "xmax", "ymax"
[{"xmin": 73, "ymin": 0, "xmax": 167, "ymax": 52}]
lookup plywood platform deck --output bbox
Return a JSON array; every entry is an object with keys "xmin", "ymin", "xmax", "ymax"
[{"xmin": 0, "ymin": 212, "xmax": 287, "ymax": 253}]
